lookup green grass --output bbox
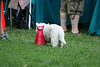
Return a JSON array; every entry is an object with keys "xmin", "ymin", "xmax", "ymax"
[{"xmin": 0, "ymin": 25, "xmax": 100, "ymax": 67}]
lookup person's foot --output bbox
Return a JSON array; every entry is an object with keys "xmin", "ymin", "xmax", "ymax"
[
  {"xmin": 0, "ymin": 32, "xmax": 8, "ymax": 39},
  {"xmin": 63, "ymin": 28, "xmax": 67, "ymax": 32},
  {"xmin": 71, "ymin": 30, "xmax": 79, "ymax": 34},
  {"xmin": 64, "ymin": 30, "xmax": 67, "ymax": 32},
  {"xmin": 71, "ymin": 31, "xmax": 81, "ymax": 35},
  {"xmin": 64, "ymin": 30, "xmax": 70, "ymax": 33}
]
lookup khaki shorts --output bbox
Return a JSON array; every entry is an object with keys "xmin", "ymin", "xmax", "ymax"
[{"xmin": 60, "ymin": 0, "xmax": 84, "ymax": 15}]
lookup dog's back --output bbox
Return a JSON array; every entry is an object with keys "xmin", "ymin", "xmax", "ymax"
[{"xmin": 44, "ymin": 24, "xmax": 66, "ymax": 44}]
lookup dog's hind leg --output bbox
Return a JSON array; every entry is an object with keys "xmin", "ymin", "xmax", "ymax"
[
  {"xmin": 58, "ymin": 31, "xmax": 66, "ymax": 45},
  {"xmin": 59, "ymin": 41, "xmax": 63, "ymax": 48}
]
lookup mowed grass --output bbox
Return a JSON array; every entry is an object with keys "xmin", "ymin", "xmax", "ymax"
[{"xmin": 0, "ymin": 25, "xmax": 100, "ymax": 67}]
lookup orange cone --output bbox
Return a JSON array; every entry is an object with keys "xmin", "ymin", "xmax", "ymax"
[{"xmin": 1, "ymin": 1, "xmax": 6, "ymax": 30}]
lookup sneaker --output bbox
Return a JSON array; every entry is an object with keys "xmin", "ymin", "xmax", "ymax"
[{"xmin": 0, "ymin": 32, "xmax": 8, "ymax": 39}]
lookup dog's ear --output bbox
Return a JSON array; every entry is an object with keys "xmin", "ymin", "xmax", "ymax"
[
  {"xmin": 36, "ymin": 22, "xmax": 38, "ymax": 31},
  {"xmin": 47, "ymin": 23, "xmax": 49, "ymax": 25},
  {"xmin": 36, "ymin": 22, "xmax": 39, "ymax": 27},
  {"xmin": 36, "ymin": 22, "xmax": 38, "ymax": 25}
]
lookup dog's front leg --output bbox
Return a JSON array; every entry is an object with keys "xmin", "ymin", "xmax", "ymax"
[{"xmin": 51, "ymin": 38, "xmax": 58, "ymax": 47}]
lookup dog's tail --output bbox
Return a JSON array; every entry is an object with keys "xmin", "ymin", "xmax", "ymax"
[
  {"xmin": 60, "ymin": 39, "xmax": 66, "ymax": 44},
  {"xmin": 59, "ymin": 33, "xmax": 66, "ymax": 44}
]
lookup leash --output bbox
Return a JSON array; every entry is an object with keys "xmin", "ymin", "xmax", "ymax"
[
  {"xmin": 72, "ymin": 0, "xmax": 81, "ymax": 19},
  {"xmin": 27, "ymin": 6, "xmax": 36, "ymax": 26}
]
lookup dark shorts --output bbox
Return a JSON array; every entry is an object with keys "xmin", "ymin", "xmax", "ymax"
[{"xmin": 60, "ymin": 0, "xmax": 84, "ymax": 15}]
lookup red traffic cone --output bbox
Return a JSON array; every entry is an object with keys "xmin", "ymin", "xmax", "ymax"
[
  {"xmin": 1, "ymin": 1, "xmax": 6, "ymax": 30},
  {"xmin": 34, "ymin": 26, "xmax": 45, "ymax": 45}
]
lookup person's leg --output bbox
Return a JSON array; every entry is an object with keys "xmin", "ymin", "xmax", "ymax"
[
  {"xmin": 0, "ymin": 1, "xmax": 4, "ymax": 36},
  {"xmin": 60, "ymin": 0, "xmax": 67, "ymax": 31},
  {"xmin": 67, "ymin": 0, "xmax": 84, "ymax": 34},
  {"xmin": 0, "ymin": 13, "xmax": 8, "ymax": 39},
  {"xmin": 70, "ymin": 15, "xmax": 80, "ymax": 34},
  {"xmin": 60, "ymin": 12, "xmax": 67, "ymax": 31},
  {"xmin": 0, "ymin": 1, "xmax": 8, "ymax": 39}
]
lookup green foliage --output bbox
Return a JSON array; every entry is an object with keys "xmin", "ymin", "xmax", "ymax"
[{"xmin": 0, "ymin": 27, "xmax": 100, "ymax": 67}]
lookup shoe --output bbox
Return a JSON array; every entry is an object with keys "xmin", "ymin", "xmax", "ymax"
[{"xmin": 0, "ymin": 32, "xmax": 8, "ymax": 39}]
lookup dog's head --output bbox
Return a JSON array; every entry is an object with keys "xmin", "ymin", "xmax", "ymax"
[{"xmin": 36, "ymin": 23, "xmax": 49, "ymax": 31}]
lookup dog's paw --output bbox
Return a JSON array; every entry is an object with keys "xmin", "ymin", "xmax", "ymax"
[
  {"xmin": 52, "ymin": 45, "xmax": 57, "ymax": 47},
  {"xmin": 60, "ymin": 46, "xmax": 63, "ymax": 48}
]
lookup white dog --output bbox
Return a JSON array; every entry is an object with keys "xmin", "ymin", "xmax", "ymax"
[{"xmin": 36, "ymin": 23, "xmax": 66, "ymax": 48}]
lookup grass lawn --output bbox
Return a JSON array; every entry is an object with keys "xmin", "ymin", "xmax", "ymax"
[{"xmin": 0, "ymin": 24, "xmax": 100, "ymax": 67}]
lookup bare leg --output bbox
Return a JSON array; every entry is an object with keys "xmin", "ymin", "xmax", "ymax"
[
  {"xmin": 60, "ymin": 12, "xmax": 67, "ymax": 31},
  {"xmin": 0, "ymin": 2, "xmax": 8, "ymax": 39},
  {"xmin": 0, "ymin": 2, "xmax": 4, "ymax": 36},
  {"xmin": 70, "ymin": 15, "xmax": 80, "ymax": 34}
]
